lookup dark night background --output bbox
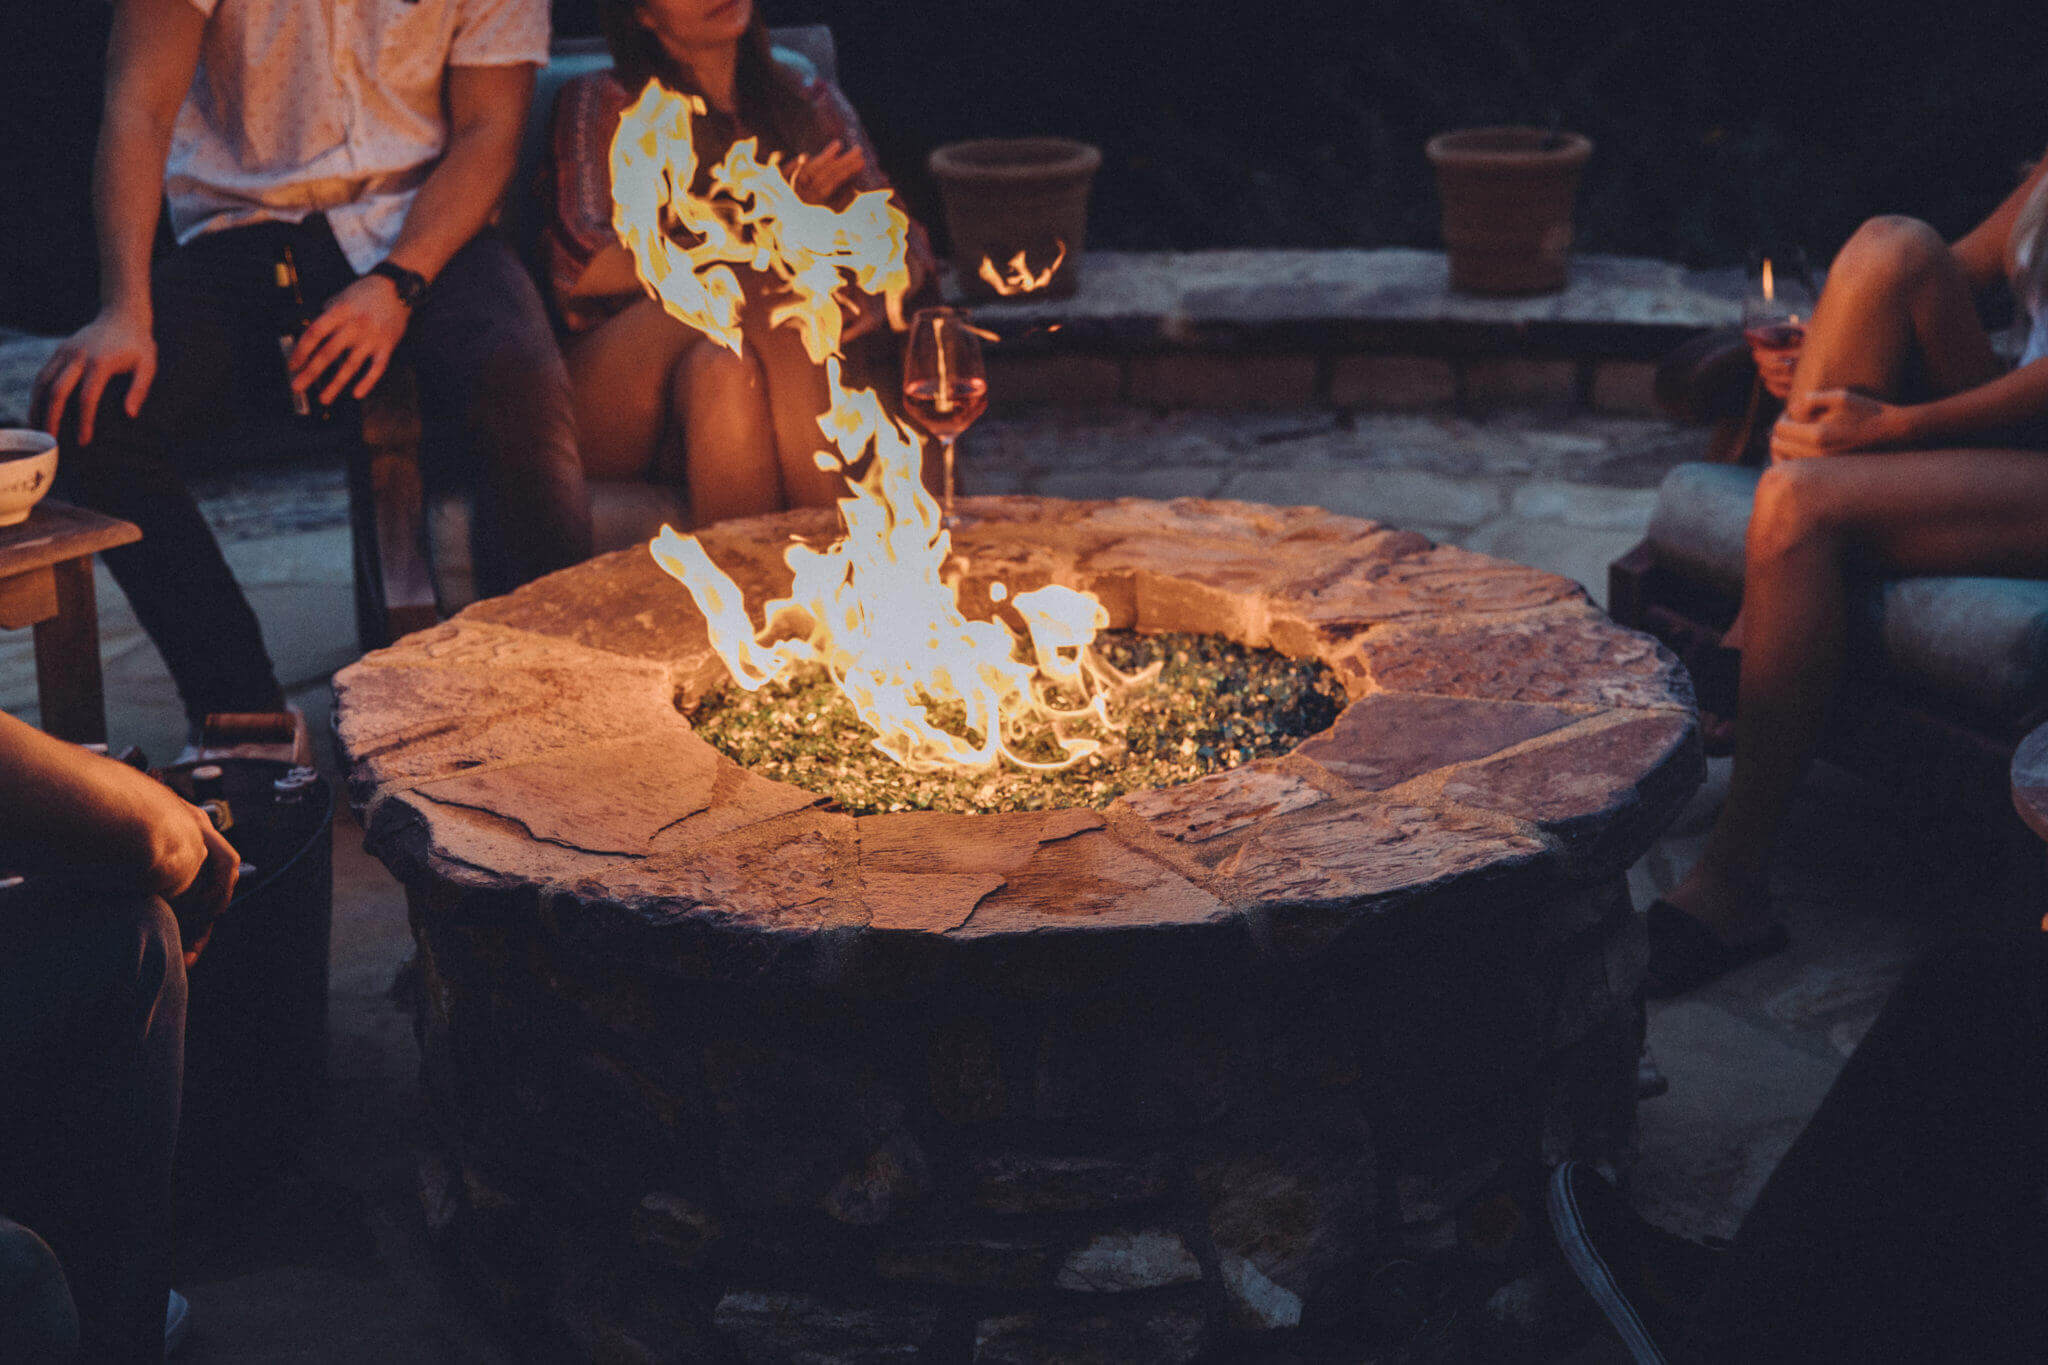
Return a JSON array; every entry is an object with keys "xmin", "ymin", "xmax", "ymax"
[{"xmin": 6, "ymin": 1, "xmax": 2048, "ymax": 332}]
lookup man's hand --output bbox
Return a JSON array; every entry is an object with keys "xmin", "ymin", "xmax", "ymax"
[
  {"xmin": 291, "ymin": 274, "xmax": 412, "ymax": 406},
  {"xmin": 165, "ymin": 803, "xmax": 238, "ymax": 967},
  {"xmin": 791, "ymin": 140, "xmax": 867, "ymax": 208},
  {"xmin": 33, "ymin": 305, "xmax": 157, "ymax": 446},
  {"xmin": 1770, "ymin": 389, "xmax": 1912, "ymax": 460}
]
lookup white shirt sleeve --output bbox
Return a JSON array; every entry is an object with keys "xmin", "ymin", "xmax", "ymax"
[
  {"xmin": 449, "ymin": 0, "xmax": 551, "ymax": 67},
  {"xmin": 182, "ymin": 0, "xmax": 220, "ymax": 16}
]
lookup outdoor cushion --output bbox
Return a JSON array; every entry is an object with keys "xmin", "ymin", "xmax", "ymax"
[{"xmin": 1645, "ymin": 462, "xmax": 2048, "ymax": 727}]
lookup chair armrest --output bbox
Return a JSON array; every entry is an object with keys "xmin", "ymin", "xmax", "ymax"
[{"xmin": 350, "ymin": 367, "xmax": 441, "ymax": 650}]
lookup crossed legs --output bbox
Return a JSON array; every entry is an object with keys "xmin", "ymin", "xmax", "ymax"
[
  {"xmin": 1669, "ymin": 216, "xmax": 2048, "ymax": 942},
  {"xmin": 567, "ymin": 296, "xmax": 847, "ymax": 526}
]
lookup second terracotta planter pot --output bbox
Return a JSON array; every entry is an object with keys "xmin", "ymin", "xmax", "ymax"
[
  {"xmin": 928, "ymin": 137, "xmax": 1101, "ymax": 302},
  {"xmin": 1426, "ymin": 127, "xmax": 1593, "ymax": 295}
]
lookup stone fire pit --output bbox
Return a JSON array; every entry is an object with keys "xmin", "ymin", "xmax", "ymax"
[{"xmin": 335, "ymin": 496, "xmax": 1699, "ymax": 1362}]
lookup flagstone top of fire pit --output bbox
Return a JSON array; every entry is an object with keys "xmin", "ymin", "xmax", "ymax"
[{"xmin": 335, "ymin": 496, "xmax": 1698, "ymax": 993}]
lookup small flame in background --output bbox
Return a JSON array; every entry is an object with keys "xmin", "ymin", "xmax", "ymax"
[
  {"xmin": 977, "ymin": 242, "xmax": 1068, "ymax": 297},
  {"xmin": 611, "ymin": 85, "xmax": 1149, "ymax": 774},
  {"xmin": 1758, "ymin": 258, "xmax": 1802, "ymax": 327}
]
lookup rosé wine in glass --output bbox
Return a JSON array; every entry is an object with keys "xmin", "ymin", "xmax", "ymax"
[{"xmin": 903, "ymin": 307, "xmax": 988, "ymax": 527}]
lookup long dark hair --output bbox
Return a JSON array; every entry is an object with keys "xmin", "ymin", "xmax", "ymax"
[{"xmin": 596, "ymin": 4, "xmax": 823, "ymax": 162}]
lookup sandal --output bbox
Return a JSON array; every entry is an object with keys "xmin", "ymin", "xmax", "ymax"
[{"xmin": 1643, "ymin": 899, "xmax": 1788, "ymax": 999}]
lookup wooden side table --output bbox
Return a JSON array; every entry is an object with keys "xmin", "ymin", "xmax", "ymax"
[{"xmin": 0, "ymin": 500, "xmax": 141, "ymax": 744}]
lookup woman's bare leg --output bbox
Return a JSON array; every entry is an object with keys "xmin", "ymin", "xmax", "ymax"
[
  {"xmin": 1723, "ymin": 218, "xmax": 2005, "ymax": 653},
  {"xmin": 1671, "ymin": 449, "xmax": 2048, "ymax": 940},
  {"xmin": 1788, "ymin": 215, "xmax": 2004, "ymax": 406},
  {"xmin": 566, "ymin": 297, "xmax": 703, "ymax": 482},
  {"xmin": 746, "ymin": 312, "xmax": 850, "ymax": 508},
  {"xmin": 568, "ymin": 297, "xmax": 787, "ymax": 526},
  {"xmin": 678, "ymin": 339, "xmax": 786, "ymax": 524}
]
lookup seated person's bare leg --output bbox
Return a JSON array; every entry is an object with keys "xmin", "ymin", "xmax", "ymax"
[
  {"xmin": 1722, "ymin": 216, "xmax": 2005, "ymax": 651},
  {"xmin": 679, "ymin": 341, "xmax": 785, "ymax": 525},
  {"xmin": 747, "ymin": 307, "xmax": 852, "ymax": 509},
  {"xmin": 1787, "ymin": 216, "xmax": 2004, "ymax": 409},
  {"xmin": 566, "ymin": 297, "xmax": 783, "ymax": 525},
  {"xmin": 566, "ymin": 296, "xmax": 702, "ymax": 483},
  {"xmin": 1673, "ymin": 449, "xmax": 2048, "ymax": 941}
]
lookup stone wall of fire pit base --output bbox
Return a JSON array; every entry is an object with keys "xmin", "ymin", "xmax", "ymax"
[
  {"xmin": 337, "ymin": 496, "xmax": 1699, "ymax": 1362},
  {"xmin": 405, "ymin": 876, "xmax": 1643, "ymax": 1362}
]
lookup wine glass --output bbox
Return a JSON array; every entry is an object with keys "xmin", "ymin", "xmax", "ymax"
[
  {"xmin": 902, "ymin": 306, "xmax": 988, "ymax": 527},
  {"xmin": 1743, "ymin": 250, "xmax": 1816, "ymax": 400}
]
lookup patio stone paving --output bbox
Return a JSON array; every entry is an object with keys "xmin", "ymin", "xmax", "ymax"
[{"xmin": 0, "ymin": 378, "xmax": 1993, "ymax": 1360}]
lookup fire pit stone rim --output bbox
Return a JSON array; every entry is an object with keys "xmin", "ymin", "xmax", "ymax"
[{"xmin": 335, "ymin": 496, "xmax": 1697, "ymax": 990}]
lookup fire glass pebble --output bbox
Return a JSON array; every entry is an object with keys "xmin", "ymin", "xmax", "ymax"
[{"xmin": 690, "ymin": 631, "xmax": 1346, "ymax": 815}]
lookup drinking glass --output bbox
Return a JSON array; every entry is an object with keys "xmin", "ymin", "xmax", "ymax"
[
  {"xmin": 1743, "ymin": 251, "xmax": 1816, "ymax": 400},
  {"xmin": 902, "ymin": 307, "xmax": 988, "ymax": 527}
]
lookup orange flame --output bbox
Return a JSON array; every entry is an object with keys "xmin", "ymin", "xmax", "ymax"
[
  {"xmin": 1761, "ymin": 257, "xmax": 1775, "ymax": 304},
  {"xmin": 978, "ymin": 242, "xmax": 1068, "ymax": 296},
  {"xmin": 613, "ymin": 86, "xmax": 1149, "ymax": 774}
]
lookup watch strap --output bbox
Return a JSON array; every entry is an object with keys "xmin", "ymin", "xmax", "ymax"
[{"xmin": 369, "ymin": 260, "xmax": 427, "ymax": 308}]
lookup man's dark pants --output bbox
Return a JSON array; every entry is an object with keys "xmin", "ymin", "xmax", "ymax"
[
  {"xmin": 0, "ymin": 877, "xmax": 186, "ymax": 1364},
  {"xmin": 1686, "ymin": 935, "xmax": 2048, "ymax": 1361},
  {"xmin": 60, "ymin": 216, "xmax": 591, "ymax": 726}
]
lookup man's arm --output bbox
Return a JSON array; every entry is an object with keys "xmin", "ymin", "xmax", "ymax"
[
  {"xmin": 31, "ymin": 0, "xmax": 207, "ymax": 445},
  {"xmin": 289, "ymin": 62, "xmax": 537, "ymax": 406},
  {"xmin": 0, "ymin": 713, "xmax": 237, "ymax": 942}
]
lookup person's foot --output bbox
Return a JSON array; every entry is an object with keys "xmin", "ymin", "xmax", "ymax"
[
  {"xmin": 1660, "ymin": 860, "xmax": 1778, "ymax": 946},
  {"xmin": 1644, "ymin": 899, "xmax": 1788, "ymax": 999},
  {"xmin": 1547, "ymin": 1162, "xmax": 1722, "ymax": 1364},
  {"xmin": 165, "ymin": 1288, "xmax": 191, "ymax": 1356}
]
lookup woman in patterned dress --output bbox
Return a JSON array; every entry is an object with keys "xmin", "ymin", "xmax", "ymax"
[{"xmin": 546, "ymin": 0, "xmax": 938, "ymax": 524}]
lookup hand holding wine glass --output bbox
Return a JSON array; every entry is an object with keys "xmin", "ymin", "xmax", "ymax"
[
  {"xmin": 902, "ymin": 307, "xmax": 988, "ymax": 527},
  {"xmin": 1743, "ymin": 255, "xmax": 1815, "ymax": 402}
]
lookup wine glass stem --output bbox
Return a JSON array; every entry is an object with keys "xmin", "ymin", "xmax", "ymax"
[{"xmin": 941, "ymin": 437, "xmax": 957, "ymax": 523}]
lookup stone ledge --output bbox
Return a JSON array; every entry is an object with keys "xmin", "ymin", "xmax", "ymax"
[{"xmin": 965, "ymin": 249, "xmax": 1740, "ymax": 361}]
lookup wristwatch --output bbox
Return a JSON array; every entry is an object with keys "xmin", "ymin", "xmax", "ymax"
[{"xmin": 369, "ymin": 260, "xmax": 428, "ymax": 309}]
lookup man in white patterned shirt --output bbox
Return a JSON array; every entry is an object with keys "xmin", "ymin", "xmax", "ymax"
[{"xmin": 32, "ymin": 0, "xmax": 591, "ymax": 736}]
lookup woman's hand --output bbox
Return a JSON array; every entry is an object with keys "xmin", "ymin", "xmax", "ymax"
[
  {"xmin": 1747, "ymin": 331, "xmax": 1802, "ymax": 401},
  {"xmin": 32, "ymin": 304, "xmax": 157, "ymax": 446},
  {"xmin": 791, "ymin": 140, "xmax": 867, "ymax": 208},
  {"xmin": 1770, "ymin": 388, "xmax": 1914, "ymax": 460}
]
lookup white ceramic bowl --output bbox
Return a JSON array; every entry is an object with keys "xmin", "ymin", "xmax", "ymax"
[{"xmin": 0, "ymin": 429, "xmax": 58, "ymax": 528}]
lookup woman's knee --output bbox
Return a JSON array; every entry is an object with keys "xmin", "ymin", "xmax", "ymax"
[
  {"xmin": 1748, "ymin": 461, "xmax": 1844, "ymax": 564},
  {"xmin": 1831, "ymin": 214, "xmax": 1949, "ymax": 295},
  {"xmin": 679, "ymin": 337, "xmax": 767, "ymax": 404}
]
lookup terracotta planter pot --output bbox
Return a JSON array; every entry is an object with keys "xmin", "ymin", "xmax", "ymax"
[
  {"xmin": 928, "ymin": 137, "xmax": 1101, "ymax": 302},
  {"xmin": 1426, "ymin": 126, "xmax": 1593, "ymax": 295}
]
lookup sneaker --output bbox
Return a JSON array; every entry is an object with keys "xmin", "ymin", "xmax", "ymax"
[
  {"xmin": 165, "ymin": 1288, "xmax": 191, "ymax": 1355},
  {"xmin": 1547, "ymin": 1162, "xmax": 1720, "ymax": 1364}
]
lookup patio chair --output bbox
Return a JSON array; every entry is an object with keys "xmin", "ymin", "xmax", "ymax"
[
  {"xmin": 349, "ymin": 28, "xmax": 840, "ymax": 650},
  {"xmin": 1608, "ymin": 341, "xmax": 2048, "ymax": 848}
]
